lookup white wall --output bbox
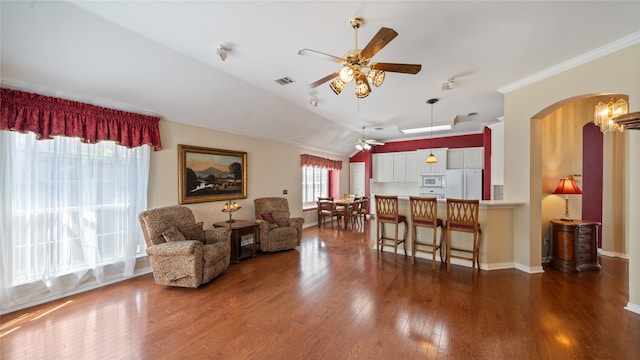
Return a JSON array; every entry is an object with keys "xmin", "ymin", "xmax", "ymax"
[
  {"xmin": 149, "ymin": 120, "xmax": 350, "ymax": 228},
  {"xmin": 503, "ymin": 44, "xmax": 640, "ymax": 310}
]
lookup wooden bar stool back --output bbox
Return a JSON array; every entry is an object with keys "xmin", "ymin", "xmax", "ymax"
[
  {"xmin": 375, "ymin": 195, "xmax": 408, "ymax": 258},
  {"xmin": 409, "ymin": 196, "xmax": 444, "ymax": 269},
  {"xmin": 445, "ymin": 198, "xmax": 481, "ymax": 272}
]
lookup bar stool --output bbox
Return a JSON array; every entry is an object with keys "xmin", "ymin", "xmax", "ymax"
[
  {"xmin": 409, "ymin": 196, "xmax": 444, "ymax": 269},
  {"xmin": 444, "ymin": 198, "xmax": 482, "ymax": 272},
  {"xmin": 375, "ymin": 195, "xmax": 408, "ymax": 258}
]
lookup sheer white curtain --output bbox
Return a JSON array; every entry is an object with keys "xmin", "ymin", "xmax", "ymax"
[{"xmin": 0, "ymin": 131, "xmax": 149, "ymax": 312}]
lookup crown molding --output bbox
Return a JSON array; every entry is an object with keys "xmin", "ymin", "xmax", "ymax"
[{"xmin": 497, "ymin": 31, "xmax": 640, "ymax": 94}]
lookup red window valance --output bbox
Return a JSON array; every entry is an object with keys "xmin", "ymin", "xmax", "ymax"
[
  {"xmin": 301, "ymin": 154, "xmax": 342, "ymax": 170},
  {"xmin": 1, "ymin": 88, "xmax": 162, "ymax": 150}
]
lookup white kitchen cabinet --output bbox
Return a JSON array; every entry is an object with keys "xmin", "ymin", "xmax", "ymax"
[
  {"xmin": 382, "ymin": 154, "xmax": 394, "ymax": 182},
  {"xmin": 372, "ymin": 154, "xmax": 384, "ymax": 182},
  {"xmin": 464, "ymin": 148, "xmax": 484, "ymax": 169},
  {"xmin": 373, "ymin": 151, "xmax": 419, "ymax": 182},
  {"xmin": 447, "ymin": 149, "xmax": 464, "ymax": 169},
  {"xmin": 446, "ymin": 147, "xmax": 484, "ymax": 170},
  {"xmin": 406, "ymin": 152, "xmax": 418, "ymax": 182},
  {"xmin": 393, "ymin": 153, "xmax": 407, "ymax": 182},
  {"xmin": 418, "ymin": 148, "xmax": 447, "ymax": 174}
]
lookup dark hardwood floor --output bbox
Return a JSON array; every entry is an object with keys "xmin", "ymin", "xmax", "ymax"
[{"xmin": 2, "ymin": 220, "xmax": 639, "ymax": 359}]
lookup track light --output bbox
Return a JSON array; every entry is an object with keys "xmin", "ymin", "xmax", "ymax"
[
  {"xmin": 216, "ymin": 45, "xmax": 228, "ymax": 61},
  {"xmin": 442, "ymin": 78, "xmax": 454, "ymax": 91}
]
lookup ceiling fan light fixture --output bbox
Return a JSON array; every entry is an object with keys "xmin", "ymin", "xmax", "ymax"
[
  {"xmin": 355, "ymin": 142, "xmax": 371, "ymax": 151},
  {"xmin": 339, "ymin": 66, "xmax": 356, "ymax": 83},
  {"xmin": 355, "ymin": 74, "xmax": 371, "ymax": 98},
  {"xmin": 330, "ymin": 79, "xmax": 345, "ymax": 95},
  {"xmin": 367, "ymin": 69, "xmax": 385, "ymax": 87}
]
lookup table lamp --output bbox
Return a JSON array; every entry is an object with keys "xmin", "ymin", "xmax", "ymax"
[
  {"xmin": 552, "ymin": 176, "xmax": 583, "ymax": 221},
  {"xmin": 222, "ymin": 201, "xmax": 241, "ymax": 223}
]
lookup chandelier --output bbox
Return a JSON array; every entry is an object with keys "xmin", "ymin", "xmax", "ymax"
[{"xmin": 594, "ymin": 97, "xmax": 628, "ymax": 133}]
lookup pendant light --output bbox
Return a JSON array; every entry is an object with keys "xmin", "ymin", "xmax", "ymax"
[{"xmin": 426, "ymin": 98, "xmax": 439, "ymax": 164}]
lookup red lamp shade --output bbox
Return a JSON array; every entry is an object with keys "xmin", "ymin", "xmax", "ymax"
[{"xmin": 552, "ymin": 178, "xmax": 583, "ymax": 195}]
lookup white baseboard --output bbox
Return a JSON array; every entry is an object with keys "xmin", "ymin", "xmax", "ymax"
[
  {"xmin": 598, "ymin": 249, "xmax": 629, "ymax": 259},
  {"xmin": 625, "ymin": 302, "xmax": 640, "ymax": 315}
]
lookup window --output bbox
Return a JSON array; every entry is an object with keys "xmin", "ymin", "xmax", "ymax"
[
  {"xmin": 302, "ymin": 166, "xmax": 328, "ymax": 208},
  {"xmin": 1, "ymin": 131, "xmax": 149, "ymax": 310}
]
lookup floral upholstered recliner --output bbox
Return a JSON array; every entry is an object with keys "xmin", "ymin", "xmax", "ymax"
[
  {"xmin": 138, "ymin": 205, "xmax": 231, "ymax": 288},
  {"xmin": 254, "ymin": 197, "xmax": 304, "ymax": 252}
]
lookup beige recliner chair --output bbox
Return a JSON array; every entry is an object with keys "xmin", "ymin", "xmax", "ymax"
[
  {"xmin": 138, "ymin": 205, "xmax": 231, "ymax": 288},
  {"xmin": 254, "ymin": 197, "xmax": 304, "ymax": 252}
]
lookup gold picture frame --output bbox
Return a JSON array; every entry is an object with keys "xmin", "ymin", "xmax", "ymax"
[{"xmin": 178, "ymin": 144, "xmax": 247, "ymax": 204}]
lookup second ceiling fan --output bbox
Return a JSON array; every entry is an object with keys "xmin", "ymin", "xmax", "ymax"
[
  {"xmin": 356, "ymin": 126, "xmax": 385, "ymax": 150},
  {"xmin": 298, "ymin": 17, "xmax": 422, "ymax": 98}
]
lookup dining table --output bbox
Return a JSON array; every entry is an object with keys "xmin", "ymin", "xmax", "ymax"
[{"xmin": 334, "ymin": 197, "xmax": 355, "ymax": 230}]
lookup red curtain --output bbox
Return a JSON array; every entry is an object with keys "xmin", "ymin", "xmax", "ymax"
[
  {"xmin": 300, "ymin": 154, "xmax": 342, "ymax": 170},
  {"xmin": 1, "ymin": 88, "xmax": 162, "ymax": 150}
]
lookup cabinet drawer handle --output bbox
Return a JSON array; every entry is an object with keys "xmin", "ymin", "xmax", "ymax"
[
  {"xmin": 578, "ymin": 243, "xmax": 592, "ymax": 251},
  {"xmin": 578, "ymin": 227, "xmax": 592, "ymax": 234}
]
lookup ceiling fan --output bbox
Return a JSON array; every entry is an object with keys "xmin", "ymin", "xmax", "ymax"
[
  {"xmin": 298, "ymin": 17, "xmax": 422, "ymax": 98},
  {"xmin": 356, "ymin": 126, "xmax": 385, "ymax": 150}
]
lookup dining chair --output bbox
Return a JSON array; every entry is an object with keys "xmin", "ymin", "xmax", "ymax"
[
  {"xmin": 317, "ymin": 197, "xmax": 337, "ymax": 228},
  {"xmin": 358, "ymin": 197, "xmax": 369, "ymax": 224},
  {"xmin": 348, "ymin": 197, "xmax": 363, "ymax": 230},
  {"xmin": 409, "ymin": 196, "xmax": 444, "ymax": 269},
  {"xmin": 375, "ymin": 195, "xmax": 408, "ymax": 259},
  {"xmin": 444, "ymin": 198, "xmax": 481, "ymax": 272}
]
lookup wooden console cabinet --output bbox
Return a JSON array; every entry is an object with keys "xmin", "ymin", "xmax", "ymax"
[
  {"xmin": 550, "ymin": 219, "xmax": 601, "ymax": 272},
  {"xmin": 213, "ymin": 220, "xmax": 258, "ymax": 263}
]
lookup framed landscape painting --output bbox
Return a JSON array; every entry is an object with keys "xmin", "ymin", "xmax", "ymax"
[{"xmin": 178, "ymin": 144, "xmax": 247, "ymax": 204}]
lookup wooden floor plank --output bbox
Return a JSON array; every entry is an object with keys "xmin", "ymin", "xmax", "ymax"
[{"xmin": 1, "ymin": 221, "xmax": 640, "ymax": 359}]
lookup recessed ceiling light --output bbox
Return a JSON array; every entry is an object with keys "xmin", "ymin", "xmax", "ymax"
[{"xmin": 400, "ymin": 124, "xmax": 452, "ymax": 134}]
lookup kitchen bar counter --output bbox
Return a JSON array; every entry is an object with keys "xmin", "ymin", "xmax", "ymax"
[{"xmin": 372, "ymin": 195, "xmax": 524, "ymax": 270}]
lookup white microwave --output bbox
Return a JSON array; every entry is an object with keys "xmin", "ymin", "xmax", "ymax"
[{"xmin": 421, "ymin": 175, "xmax": 444, "ymax": 188}]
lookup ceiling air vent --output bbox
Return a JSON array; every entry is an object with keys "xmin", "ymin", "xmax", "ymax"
[{"xmin": 275, "ymin": 76, "xmax": 295, "ymax": 85}]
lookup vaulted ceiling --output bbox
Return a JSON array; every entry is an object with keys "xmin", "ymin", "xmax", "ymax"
[{"xmin": 2, "ymin": 1, "xmax": 639, "ymax": 156}]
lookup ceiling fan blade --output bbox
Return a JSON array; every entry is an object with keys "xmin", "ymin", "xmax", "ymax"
[
  {"xmin": 371, "ymin": 62, "xmax": 422, "ymax": 74},
  {"xmin": 360, "ymin": 27, "xmax": 398, "ymax": 59},
  {"xmin": 298, "ymin": 49, "xmax": 344, "ymax": 63},
  {"xmin": 366, "ymin": 139, "xmax": 385, "ymax": 145},
  {"xmin": 309, "ymin": 72, "xmax": 339, "ymax": 88}
]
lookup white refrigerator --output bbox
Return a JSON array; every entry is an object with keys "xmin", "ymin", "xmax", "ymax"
[{"xmin": 445, "ymin": 169, "xmax": 483, "ymax": 200}]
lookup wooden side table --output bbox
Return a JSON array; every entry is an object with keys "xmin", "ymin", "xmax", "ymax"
[
  {"xmin": 550, "ymin": 219, "xmax": 601, "ymax": 272},
  {"xmin": 213, "ymin": 220, "xmax": 258, "ymax": 263}
]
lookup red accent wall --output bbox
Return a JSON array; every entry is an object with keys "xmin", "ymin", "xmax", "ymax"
[
  {"xmin": 328, "ymin": 169, "xmax": 340, "ymax": 199},
  {"xmin": 483, "ymin": 127, "xmax": 492, "ymax": 200},
  {"xmin": 370, "ymin": 133, "xmax": 484, "ymax": 153},
  {"xmin": 349, "ymin": 132, "xmax": 491, "ymax": 200},
  {"xmin": 582, "ymin": 123, "xmax": 603, "ymax": 246}
]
